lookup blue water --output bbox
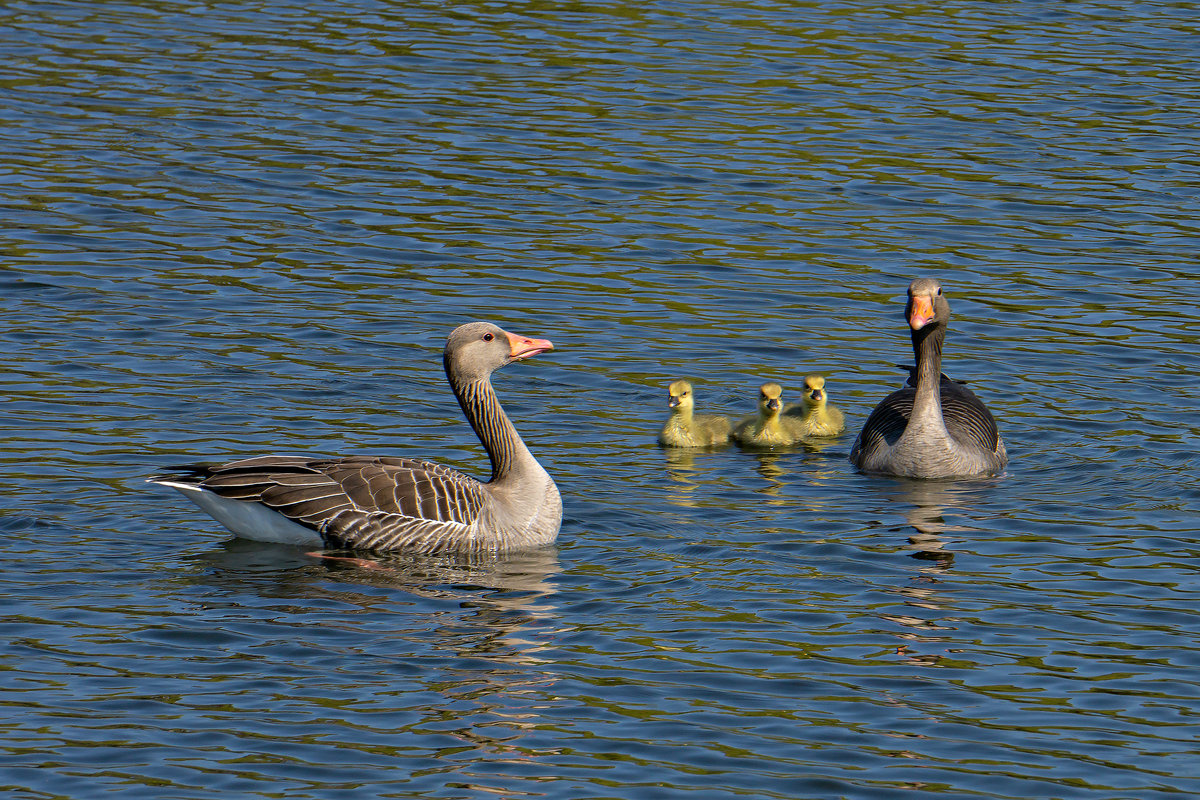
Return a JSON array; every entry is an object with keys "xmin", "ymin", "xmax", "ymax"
[{"xmin": 2, "ymin": 1, "xmax": 1199, "ymax": 798}]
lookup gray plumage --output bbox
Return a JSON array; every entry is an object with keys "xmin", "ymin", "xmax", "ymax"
[
  {"xmin": 151, "ymin": 322, "xmax": 562, "ymax": 553},
  {"xmin": 851, "ymin": 279, "xmax": 1007, "ymax": 479}
]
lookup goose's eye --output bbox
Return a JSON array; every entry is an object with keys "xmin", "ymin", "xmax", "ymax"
[{"xmin": 483, "ymin": 333, "xmax": 494, "ymax": 341}]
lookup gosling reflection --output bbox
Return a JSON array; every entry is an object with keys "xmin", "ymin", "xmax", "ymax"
[
  {"xmin": 751, "ymin": 446, "xmax": 848, "ymax": 511},
  {"xmin": 661, "ymin": 446, "xmax": 726, "ymax": 508},
  {"xmin": 797, "ymin": 436, "xmax": 838, "ymax": 456},
  {"xmin": 751, "ymin": 452, "xmax": 787, "ymax": 504}
]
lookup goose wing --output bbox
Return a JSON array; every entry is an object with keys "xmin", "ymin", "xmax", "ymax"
[
  {"xmin": 939, "ymin": 389, "xmax": 1004, "ymax": 456},
  {"xmin": 851, "ymin": 384, "xmax": 1002, "ymax": 462},
  {"xmin": 169, "ymin": 455, "xmax": 486, "ymax": 552},
  {"xmin": 851, "ymin": 387, "xmax": 914, "ymax": 462}
]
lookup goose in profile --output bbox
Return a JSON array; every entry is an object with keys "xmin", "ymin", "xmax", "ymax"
[
  {"xmin": 658, "ymin": 380, "xmax": 731, "ymax": 447},
  {"xmin": 733, "ymin": 382, "xmax": 806, "ymax": 448},
  {"xmin": 150, "ymin": 322, "xmax": 562, "ymax": 553},
  {"xmin": 850, "ymin": 278, "xmax": 1007, "ymax": 479},
  {"xmin": 783, "ymin": 375, "xmax": 845, "ymax": 437}
]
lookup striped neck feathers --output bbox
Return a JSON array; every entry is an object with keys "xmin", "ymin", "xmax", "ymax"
[{"xmin": 450, "ymin": 374, "xmax": 533, "ymax": 483}]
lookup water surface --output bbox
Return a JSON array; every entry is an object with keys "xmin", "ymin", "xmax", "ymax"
[{"xmin": 2, "ymin": 1, "xmax": 1199, "ymax": 798}]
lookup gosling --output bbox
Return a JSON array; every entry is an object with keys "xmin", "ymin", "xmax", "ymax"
[
  {"xmin": 783, "ymin": 375, "xmax": 845, "ymax": 437},
  {"xmin": 732, "ymin": 382, "xmax": 806, "ymax": 448},
  {"xmin": 658, "ymin": 380, "xmax": 731, "ymax": 447}
]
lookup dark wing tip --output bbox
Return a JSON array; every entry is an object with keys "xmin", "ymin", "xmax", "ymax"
[{"xmin": 148, "ymin": 462, "xmax": 222, "ymax": 483}]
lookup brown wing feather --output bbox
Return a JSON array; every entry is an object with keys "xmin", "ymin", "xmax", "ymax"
[{"xmin": 184, "ymin": 455, "xmax": 486, "ymax": 551}]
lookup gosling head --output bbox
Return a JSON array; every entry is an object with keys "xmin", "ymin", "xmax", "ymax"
[
  {"xmin": 757, "ymin": 382, "xmax": 784, "ymax": 418},
  {"xmin": 802, "ymin": 375, "xmax": 827, "ymax": 409},
  {"xmin": 667, "ymin": 380, "xmax": 694, "ymax": 412}
]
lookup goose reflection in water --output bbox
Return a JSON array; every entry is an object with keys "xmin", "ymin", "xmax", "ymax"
[
  {"xmin": 179, "ymin": 539, "xmax": 565, "ymax": 762},
  {"xmin": 313, "ymin": 546, "xmax": 565, "ymax": 766},
  {"xmin": 884, "ymin": 477, "xmax": 995, "ymax": 566},
  {"xmin": 875, "ymin": 478, "xmax": 1000, "ymax": 666},
  {"xmin": 182, "ymin": 539, "xmax": 562, "ymax": 662}
]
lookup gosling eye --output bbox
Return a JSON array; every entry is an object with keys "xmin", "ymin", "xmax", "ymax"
[
  {"xmin": 936, "ymin": 287, "xmax": 942, "ymax": 296},
  {"xmin": 483, "ymin": 333, "xmax": 494, "ymax": 341}
]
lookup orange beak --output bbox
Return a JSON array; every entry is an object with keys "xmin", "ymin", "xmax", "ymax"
[
  {"xmin": 908, "ymin": 294, "xmax": 936, "ymax": 330},
  {"xmin": 504, "ymin": 330, "xmax": 554, "ymax": 360}
]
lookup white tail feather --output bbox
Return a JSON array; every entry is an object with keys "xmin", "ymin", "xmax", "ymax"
[{"xmin": 150, "ymin": 480, "xmax": 323, "ymax": 546}]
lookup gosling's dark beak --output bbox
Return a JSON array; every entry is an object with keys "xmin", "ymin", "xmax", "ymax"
[
  {"xmin": 767, "ymin": 398, "xmax": 781, "ymax": 412},
  {"xmin": 810, "ymin": 389, "xmax": 824, "ymax": 401},
  {"xmin": 668, "ymin": 396, "xmax": 681, "ymax": 409}
]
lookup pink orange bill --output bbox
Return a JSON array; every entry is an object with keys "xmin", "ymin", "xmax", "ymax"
[
  {"xmin": 908, "ymin": 294, "xmax": 936, "ymax": 330},
  {"xmin": 504, "ymin": 330, "xmax": 554, "ymax": 359}
]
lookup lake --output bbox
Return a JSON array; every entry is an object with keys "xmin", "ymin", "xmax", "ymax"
[{"xmin": 2, "ymin": 1, "xmax": 1199, "ymax": 798}]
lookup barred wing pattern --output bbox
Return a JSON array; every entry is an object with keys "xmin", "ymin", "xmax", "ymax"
[
  {"xmin": 851, "ymin": 388, "xmax": 913, "ymax": 461},
  {"xmin": 189, "ymin": 455, "xmax": 487, "ymax": 552},
  {"xmin": 853, "ymin": 382, "xmax": 1002, "ymax": 459},
  {"xmin": 940, "ymin": 384, "xmax": 1003, "ymax": 456}
]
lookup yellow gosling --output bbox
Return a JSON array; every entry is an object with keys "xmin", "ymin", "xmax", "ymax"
[
  {"xmin": 783, "ymin": 375, "xmax": 846, "ymax": 437},
  {"xmin": 658, "ymin": 380, "xmax": 731, "ymax": 447},
  {"xmin": 732, "ymin": 382, "xmax": 806, "ymax": 448}
]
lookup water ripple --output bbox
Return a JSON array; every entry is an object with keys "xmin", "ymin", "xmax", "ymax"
[{"xmin": 2, "ymin": 0, "xmax": 1199, "ymax": 798}]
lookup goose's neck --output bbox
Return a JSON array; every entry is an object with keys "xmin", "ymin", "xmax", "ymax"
[
  {"xmin": 910, "ymin": 322, "xmax": 946, "ymax": 427},
  {"xmin": 450, "ymin": 373, "xmax": 537, "ymax": 484}
]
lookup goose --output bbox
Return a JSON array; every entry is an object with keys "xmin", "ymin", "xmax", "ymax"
[
  {"xmin": 783, "ymin": 375, "xmax": 845, "ymax": 437},
  {"xmin": 894, "ymin": 363, "xmax": 964, "ymax": 389},
  {"xmin": 149, "ymin": 321, "xmax": 562, "ymax": 553},
  {"xmin": 732, "ymin": 382, "xmax": 806, "ymax": 448},
  {"xmin": 657, "ymin": 380, "xmax": 731, "ymax": 447},
  {"xmin": 850, "ymin": 278, "xmax": 1007, "ymax": 479}
]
